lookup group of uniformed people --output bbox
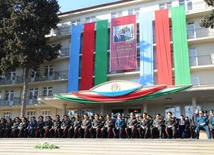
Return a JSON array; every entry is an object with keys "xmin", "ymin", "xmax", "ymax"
[{"xmin": 0, "ymin": 109, "xmax": 213, "ymax": 139}]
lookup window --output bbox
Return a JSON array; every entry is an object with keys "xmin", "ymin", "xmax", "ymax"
[
  {"xmin": 29, "ymin": 88, "xmax": 38, "ymax": 99},
  {"xmin": 9, "ymin": 71, "xmax": 16, "ymax": 81},
  {"xmin": 179, "ymin": 0, "xmax": 192, "ymax": 11},
  {"xmin": 159, "ymin": 2, "xmax": 172, "ymax": 10},
  {"xmin": 165, "ymin": 106, "xmax": 181, "ymax": 118},
  {"xmin": 3, "ymin": 111, "xmax": 11, "ymax": 118},
  {"xmin": 72, "ymin": 19, "xmax": 81, "ymax": 26},
  {"xmin": 185, "ymin": 105, "xmax": 201, "ymax": 118},
  {"xmin": 189, "ymin": 48, "xmax": 198, "ymax": 66},
  {"xmin": 43, "ymin": 87, "xmax": 53, "ymax": 96},
  {"xmin": 128, "ymin": 8, "xmax": 140, "ymax": 20},
  {"xmin": 191, "ymin": 75, "xmax": 200, "ymax": 86},
  {"xmin": 30, "ymin": 68, "xmax": 40, "ymax": 81},
  {"xmin": 67, "ymin": 109, "xmax": 78, "ymax": 117},
  {"xmin": 45, "ymin": 65, "xmax": 54, "ymax": 80},
  {"xmin": 5, "ymin": 90, "xmax": 14, "ymax": 101},
  {"xmin": 27, "ymin": 110, "xmax": 36, "ymax": 120},
  {"xmin": 111, "ymin": 11, "xmax": 122, "ymax": 18},
  {"xmin": 41, "ymin": 110, "xmax": 51, "ymax": 118},
  {"xmin": 85, "ymin": 16, "xmax": 96, "ymax": 23},
  {"xmin": 187, "ymin": 22, "xmax": 196, "ymax": 39},
  {"xmin": 81, "ymin": 109, "xmax": 94, "ymax": 117}
]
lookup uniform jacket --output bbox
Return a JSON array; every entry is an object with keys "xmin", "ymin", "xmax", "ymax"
[
  {"xmin": 115, "ymin": 118, "xmax": 125, "ymax": 128},
  {"xmin": 197, "ymin": 116, "xmax": 208, "ymax": 127},
  {"xmin": 27, "ymin": 121, "xmax": 37, "ymax": 130},
  {"xmin": 44, "ymin": 120, "xmax": 53, "ymax": 129},
  {"xmin": 73, "ymin": 120, "xmax": 81, "ymax": 128},
  {"xmin": 12, "ymin": 122, "xmax": 20, "ymax": 129},
  {"xmin": 153, "ymin": 118, "xmax": 164, "ymax": 127},
  {"xmin": 127, "ymin": 118, "xmax": 137, "ymax": 128},
  {"xmin": 165, "ymin": 117, "xmax": 177, "ymax": 127},
  {"xmin": 37, "ymin": 121, "xmax": 44, "ymax": 129},
  {"xmin": 103, "ymin": 120, "xmax": 114, "ymax": 128},
  {"xmin": 19, "ymin": 122, "xmax": 28, "ymax": 129},
  {"xmin": 61, "ymin": 120, "xmax": 71, "ymax": 129},
  {"xmin": 140, "ymin": 118, "xmax": 150, "ymax": 128},
  {"xmin": 92, "ymin": 119, "xmax": 102, "ymax": 128},
  {"xmin": 53, "ymin": 120, "xmax": 61, "ymax": 129},
  {"xmin": 81, "ymin": 119, "xmax": 91, "ymax": 128}
]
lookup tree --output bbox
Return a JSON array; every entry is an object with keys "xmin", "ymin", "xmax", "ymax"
[
  {"xmin": 0, "ymin": 0, "xmax": 61, "ymax": 117},
  {"xmin": 200, "ymin": 0, "xmax": 214, "ymax": 28}
]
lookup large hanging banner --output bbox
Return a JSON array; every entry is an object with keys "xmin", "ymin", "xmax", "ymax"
[{"xmin": 110, "ymin": 15, "xmax": 137, "ymax": 72}]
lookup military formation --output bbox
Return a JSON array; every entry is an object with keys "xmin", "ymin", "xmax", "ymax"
[{"xmin": 0, "ymin": 109, "xmax": 214, "ymax": 139}]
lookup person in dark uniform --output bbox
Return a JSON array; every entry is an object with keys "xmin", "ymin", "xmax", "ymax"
[
  {"xmin": 58, "ymin": 115, "xmax": 71, "ymax": 138},
  {"xmin": 78, "ymin": 114, "xmax": 91, "ymax": 138},
  {"xmin": 125, "ymin": 112, "xmax": 137, "ymax": 138},
  {"xmin": 151, "ymin": 114, "xmax": 164, "ymax": 138},
  {"xmin": 0, "ymin": 118, "xmax": 6, "ymax": 138},
  {"xmin": 50, "ymin": 115, "xmax": 61, "ymax": 138},
  {"xmin": 178, "ymin": 115, "xmax": 186, "ymax": 138},
  {"xmin": 35, "ymin": 116, "xmax": 45, "ymax": 138},
  {"xmin": 101, "ymin": 114, "xmax": 114, "ymax": 138},
  {"xmin": 165, "ymin": 112, "xmax": 177, "ymax": 138},
  {"xmin": 44, "ymin": 116, "xmax": 53, "ymax": 138},
  {"xmin": 138, "ymin": 113, "xmax": 150, "ymax": 138},
  {"xmin": 18, "ymin": 117, "xmax": 28, "ymax": 138},
  {"xmin": 69, "ymin": 115, "xmax": 81, "ymax": 138},
  {"xmin": 4, "ymin": 117, "xmax": 13, "ymax": 137},
  {"xmin": 191, "ymin": 108, "xmax": 199, "ymax": 138},
  {"xmin": 27, "ymin": 116, "xmax": 37, "ymax": 137},
  {"xmin": 184, "ymin": 116, "xmax": 191, "ymax": 138},
  {"xmin": 89, "ymin": 114, "xmax": 102, "ymax": 138},
  {"xmin": 196, "ymin": 110, "xmax": 211, "ymax": 139},
  {"xmin": 209, "ymin": 110, "xmax": 214, "ymax": 139},
  {"xmin": 113, "ymin": 113, "xmax": 126, "ymax": 138},
  {"xmin": 11, "ymin": 117, "xmax": 20, "ymax": 138}
]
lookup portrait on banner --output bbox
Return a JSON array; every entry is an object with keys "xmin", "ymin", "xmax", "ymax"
[{"xmin": 113, "ymin": 24, "xmax": 134, "ymax": 43}]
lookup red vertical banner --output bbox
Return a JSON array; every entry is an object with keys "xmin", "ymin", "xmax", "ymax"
[
  {"xmin": 80, "ymin": 22, "xmax": 95, "ymax": 90},
  {"xmin": 110, "ymin": 15, "xmax": 137, "ymax": 72},
  {"xmin": 155, "ymin": 9, "xmax": 173, "ymax": 85}
]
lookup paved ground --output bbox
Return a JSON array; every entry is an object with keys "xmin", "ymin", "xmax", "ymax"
[{"xmin": 0, "ymin": 138, "xmax": 213, "ymax": 155}]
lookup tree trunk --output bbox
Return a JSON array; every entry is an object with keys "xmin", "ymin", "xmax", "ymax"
[{"xmin": 20, "ymin": 67, "xmax": 29, "ymax": 117}]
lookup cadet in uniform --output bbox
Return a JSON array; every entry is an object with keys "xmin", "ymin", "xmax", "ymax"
[
  {"xmin": 209, "ymin": 110, "xmax": 214, "ymax": 138},
  {"xmin": 165, "ymin": 112, "xmax": 177, "ymax": 138},
  {"xmin": 151, "ymin": 114, "xmax": 164, "ymax": 138},
  {"xmin": 101, "ymin": 114, "xmax": 114, "ymax": 138},
  {"xmin": 138, "ymin": 113, "xmax": 150, "ymax": 138},
  {"xmin": 11, "ymin": 117, "xmax": 20, "ymax": 138},
  {"xmin": 69, "ymin": 115, "xmax": 81, "ymax": 138},
  {"xmin": 35, "ymin": 116, "xmax": 45, "ymax": 138},
  {"xmin": 27, "ymin": 116, "xmax": 37, "ymax": 137},
  {"xmin": 196, "ymin": 110, "xmax": 210, "ymax": 139},
  {"xmin": 44, "ymin": 116, "xmax": 53, "ymax": 138},
  {"xmin": 18, "ymin": 117, "xmax": 28, "ymax": 137},
  {"xmin": 4, "ymin": 117, "xmax": 13, "ymax": 137},
  {"xmin": 79, "ymin": 114, "xmax": 91, "ymax": 138},
  {"xmin": 90, "ymin": 114, "xmax": 102, "ymax": 138},
  {"xmin": 59, "ymin": 115, "xmax": 71, "ymax": 138},
  {"xmin": 50, "ymin": 115, "xmax": 61, "ymax": 138},
  {"xmin": 125, "ymin": 112, "xmax": 137, "ymax": 138},
  {"xmin": 113, "ymin": 113, "xmax": 126, "ymax": 138}
]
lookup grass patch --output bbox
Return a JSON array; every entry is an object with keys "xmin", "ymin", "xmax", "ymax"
[{"xmin": 34, "ymin": 142, "xmax": 59, "ymax": 149}]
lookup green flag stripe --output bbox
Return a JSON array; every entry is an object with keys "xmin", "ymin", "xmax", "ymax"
[
  {"xmin": 171, "ymin": 6, "xmax": 191, "ymax": 85},
  {"xmin": 94, "ymin": 20, "xmax": 108, "ymax": 85}
]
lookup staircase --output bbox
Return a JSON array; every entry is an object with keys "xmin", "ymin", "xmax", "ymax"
[{"xmin": 0, "ymin": 139, "xmax": 213, "ymax": 155}]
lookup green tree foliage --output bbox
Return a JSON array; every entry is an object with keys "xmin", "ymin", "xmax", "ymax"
[
  {"xmin": 200, "ymin": 0, "xmax": 214, "ymax": 28},
  {"xmin": 0, "ymin": 0, "xmax": 61, "ymax": 117}
]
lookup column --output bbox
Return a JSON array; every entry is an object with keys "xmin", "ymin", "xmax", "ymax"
[
  {"xmin": 143, "ymin": 103, "xmax": 148, "ymax": 113},
  {"xmin": 63, "ymin": 104, "xmax": 67, "ymax": 116},
  {"xmin": 100, "ymin": 104, "xmax": 104, "ymax": 116},
  {"xmin": 192, "ymin": 97, "xmax": 197, "ymax": 110}
]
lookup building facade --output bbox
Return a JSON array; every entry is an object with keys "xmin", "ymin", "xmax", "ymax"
[{"xmin": 0, "ymin": 0, "xmax": 214, "ymax": 119}]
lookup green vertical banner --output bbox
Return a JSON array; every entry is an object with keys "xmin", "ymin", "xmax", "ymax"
[
  {"xmin": 95, "ymin": 20, "xmax": 108, "ymax": 85},
  {"xmin": 171, "ymin": 6, "xmax": 191, "ymax": 85}
]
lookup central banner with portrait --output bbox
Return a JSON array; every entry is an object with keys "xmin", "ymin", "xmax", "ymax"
[{"xmin": 110, "ymin": 15, "xmax": 137, "ymax": 72}]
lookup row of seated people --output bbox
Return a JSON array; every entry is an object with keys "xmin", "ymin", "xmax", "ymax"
[{"xmin": 0, "ymin": 110, "xmax": 213, "ymax": 139}]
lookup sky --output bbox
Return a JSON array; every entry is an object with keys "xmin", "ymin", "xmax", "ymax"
[{"xmin": 58, "ymin": 0, "xmax": 121, "ymax": 12}]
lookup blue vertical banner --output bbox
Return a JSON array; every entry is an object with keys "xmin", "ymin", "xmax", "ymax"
[
  {"xmin": 139, "ymin": 12, "xmax": 154, "ymax": 86},
  {"xmin": 67, "ymin": 24, "xmax": 83, "ymax": 92}
]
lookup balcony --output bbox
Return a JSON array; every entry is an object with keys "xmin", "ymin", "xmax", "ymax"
[
  {"xmin": 0, "ymin": 70, "xmax": 68, "ymax": 86},
  {"xmin": 186, "ymin": 1, "xmax": 211, "ymax": 14},
  {"xmin": 0, "ymin": 75, "xmax": 23, "ymax": 85},
  {"xmin": 187, "ymin": 28, "xmax": 214, "ymax": 40},
  {"xmin": 0, "ymin": 98, "xmax": 21, "ymax": 107},
  {"xmin": 30, "ymin": 70, "xmax": 68, "ymax": 83},
  {"xmin": 58, "ymin": 48, "xmax": 70, "ymax": 57},
  {"xmin": 190, "ymin": 55, "xmax": 214, "ymax": 67}
]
